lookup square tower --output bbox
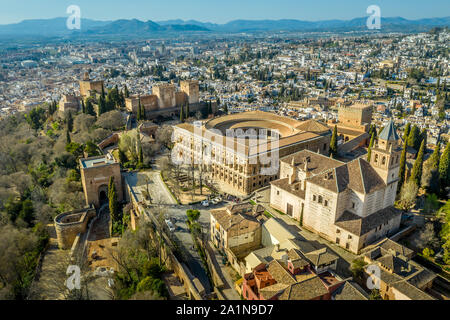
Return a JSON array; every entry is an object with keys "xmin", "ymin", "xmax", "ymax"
[
  {"xmin": 153, "ymin": 84, "xmax": 176, "ymax": 109},
  {"xmin": 180, "ymin": 80, "xmax": 199, "ymax": 105},
  {"xmin": 80, "ymin": 155, "xmax": 123, "ymax": 208},
  {"xmin": 369, "ymin": 120, "xmax": 402, "ymax": 186}
]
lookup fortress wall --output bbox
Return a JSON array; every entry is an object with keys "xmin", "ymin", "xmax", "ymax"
[{"xmin": 54, "ymin": 207, "xmax": 96, "ymax": 250}]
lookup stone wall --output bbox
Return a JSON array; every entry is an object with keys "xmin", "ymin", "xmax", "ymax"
[
  {"xmin": 80, "ymin": 158, "xmax": 123, "ymax": 208},
  {"xmin": 54, "ymin": 207, "xmax": 96, "ymax": 250}
]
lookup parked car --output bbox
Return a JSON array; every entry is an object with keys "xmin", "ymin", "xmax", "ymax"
[
  {"xmin": 211, "ymin": 197, "xmax": 222, "ymax": 205},
  {"xmin": 165, "ymin": 219, "xmax": 175, "ymax": 232},
  {"xmin": 201, "ymin": 200, "xmax": 210, "ymax": 207}
]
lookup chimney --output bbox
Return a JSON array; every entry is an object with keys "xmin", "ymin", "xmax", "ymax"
[{"xmin": 289, "ymin": 167, "xmax": 297, "ymax": 184}]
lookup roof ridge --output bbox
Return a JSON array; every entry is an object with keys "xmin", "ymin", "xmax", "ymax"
[{"xmin": 358, "ymin": 158, "xmax": 367, "ymax": 194}]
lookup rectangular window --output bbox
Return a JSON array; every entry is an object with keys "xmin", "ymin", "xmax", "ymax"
[{"xmin": 352, "ymin": 202, "xmax": 356, "ymax": 209}]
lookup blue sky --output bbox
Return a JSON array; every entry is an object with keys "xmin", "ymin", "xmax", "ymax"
[{"xmin": 0, "ymin": 0, "xmax": 449, "ymax": 24}]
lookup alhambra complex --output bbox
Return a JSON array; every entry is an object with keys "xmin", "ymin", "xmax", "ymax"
[{"xmin": 173, "ymin": 111, "xmax": 332, "ymax": 194}]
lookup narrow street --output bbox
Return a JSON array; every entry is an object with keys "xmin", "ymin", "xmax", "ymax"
[{"xmin": 126, "ymin": 169, "xmax": 213, "ymax": 295}]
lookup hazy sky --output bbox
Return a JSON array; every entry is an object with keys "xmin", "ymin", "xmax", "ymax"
[{"xmin": 0, "ymin": 0, "xmax": 449, "ymax": 24}]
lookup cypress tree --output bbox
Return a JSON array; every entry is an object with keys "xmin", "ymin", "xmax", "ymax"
[
  {"xmin": 410, "ymin": 140, "xmax": 425, "ymax": 186},
  {"xmin": 439, "ymin": 143, "xmax": 450, "ymax": 194},
  {"xmin": 137, "ymin": 98, "xmax": 142, "ymax": 121},
  {"xmin": 81, "ymin": 99, "xmax": 86, "ymax": 114},
  {"xmin": 98, "ymin": 96, "xmax": 106, "ymax": 115},
  {"xmin": 223, "ymin": 103, "xmax": 228, "ymax": 114},
  {"xmin": 403, "ymin": 123, "xmax": 411, "ymax": 142},
  {"xmin": 66, "ymin": 129, "xmax": 71, "ymax": 144},
  {"xmin": 108, "ymin": 177, "xmax": 119, "ymax": 223},
  {"xmin": 138, "ymin": 144, "xmax": 144, "ymax": 166},
  {"xmin": 398, "ymin": 141, "xmax": 407, "ymax": 194},
  {"xmin": 85, "ymin": 99, "xmax": 95, "ymax": 117},
  {"xmin": 422, "ymin": 142, "xmax": 440, "ymax": 193},
  {"xmin": 66, "ymin": 111, "xmax": 73, "ymax": 132},
  {"xmin": 329, "ymin": 125, "xmax": 338, "ymax": 158},
  {"xmin": 186, "ymin": 102, "xmax": 190, "ymax": 117},
  {"xmin": 420, "ymin": 128, "xmax": 427, "ymax": 148},
  {"xmin": 118, "ymin": 149, "xmax": 127, "ymax": 164},
  {"xmin": 141, "ymin": 103, "xmax": 145, "ymax": 120},
  {"xmin": 407, "ymin": 125, "xmax": 420, "ymax": 150},
  {"xmin": 367, "ymin": 132, "xmax": 375, "ymax": 162},
  {"xmin": 124, "ymin": 85, "xmax": 129, "ymax": 98},
  {"xmin": 429, "ymin": 142, "xmax": 440, "ymax": 169},
  {"xmin": 180, "ymin": 104, "xmax": 185, "ymax": 123}
]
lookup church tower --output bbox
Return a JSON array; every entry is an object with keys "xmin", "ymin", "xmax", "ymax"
[{"xmin": 369, "ymin": 120, "xmax": 402, "ymax": 200}]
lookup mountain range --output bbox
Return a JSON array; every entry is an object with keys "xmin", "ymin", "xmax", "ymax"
[{"xmin": 0, "ymin": 16, "xmax": 448, "ymax": 37}]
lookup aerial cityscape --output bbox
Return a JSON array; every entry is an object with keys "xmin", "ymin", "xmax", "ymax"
[{"xmin": 0, "ymin": 0, "xmax": 449, "ymax": 307}]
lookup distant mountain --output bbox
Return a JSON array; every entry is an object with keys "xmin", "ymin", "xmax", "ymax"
[
  {"xmin": 0, "ymin": 16, "xmax": 448, "ymax": 38},
  {"xmin": 0, "ymin": 18, "xmax": 111, "ymax": 36},
  {"xmin": 158, "ymin": 17, "xmax": 450, "ymax": 33},
  {"xmin": 0, "ymin": 18, "xmax": 209, "ymax": 37}
]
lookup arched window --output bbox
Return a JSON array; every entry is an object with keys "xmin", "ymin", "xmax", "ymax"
[
  {"xmin": 382, "ymin": 156, "xmax": 386, "ymax": 165},
  {"xmin": 375, "ymin": 154, "xmax": 378, "ymax": 163},
  {"xmin": 318, "ymin": 195, "xmax": 323, "ymax": 204}
]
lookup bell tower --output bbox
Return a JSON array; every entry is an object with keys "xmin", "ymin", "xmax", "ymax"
[{"xmin": 369, "ymin": 120, "xmax": 402, "ymax": 186}]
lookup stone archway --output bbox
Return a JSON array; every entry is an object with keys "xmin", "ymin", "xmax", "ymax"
[{"xmin": 98, "ymin": 184, "xmax": 108, "ymax": 205}]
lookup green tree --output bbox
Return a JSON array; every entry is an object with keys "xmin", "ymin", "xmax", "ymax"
[
  {"xmin": 118, "ymin": 149, "xmax": 127, "ymax": 164},
  {"xmin": 350, "ymin": 259, "xmax": 367, "ymax": 282},
  {"xmin": 108, "ymin": 177, "xmax": 120, "ymax": 223},
  {"xmin": 407, "ymin": 125, "xmax": 420, "ymax": 150},
  {"xmin": 65, "ymin": 142, "xmax": 83, "ymax": 158},
  {"xmin": 422, "ymin": 247, "xmax": 434, "ymax": 258},
  {"xmin": 180, "ymin": 104, "xmax": 185, "ymax": 123},
  {"xmin": 84, "ymin": 141, "xmax": 100, "ymax": 157},
  {"xmin": 66, "ymin": 111, "xmax": 74, "ymax": 132},
  {"xmin": 421, "ymin": 143, "xmax": 440, "ymax": 193},
  {"xmin": 85, "ymin": 98, "xmax": 96, "ymax": 116},
  {"xmin": 410, "ymin": 140, "xmax": 425, "ymax": 186},
  {"xmin": 367, "ymin": 132, "xmax": 375, "ymax": 162},
  {"xmin": 439, "ymin": 143, "xmax": 450, "ymax": 195},
  {"xmin": 137, "ymin": 98, "xmax": 143, "ymax": 121},
  {"xmin": 403, "ymin": 122, "xmax": 411, "ymax": 142},
  {"xmin": 66, "ymin": 128, "xmax": 71, "ymax": 144},
  {"xmin": 25, "ymin": 107, "xmax": 47, "ymax": 130},
  {"xmin": 123, "ymin": 85, "xmax": 130, "ymax": 98},
  {"xmin": 329, "ymin": 125, "xmax": 338, "ymax": 158},
  {"xmin": 398, "ymin": 142, "xmax": 408, "ymax": 194},
  {"xmin": 186, "ymin": 209, "xmax": 200, "ymax": 223},
  {"xmin": 138, "ymin": 143, "xmax": 144, "ymax": 167}
]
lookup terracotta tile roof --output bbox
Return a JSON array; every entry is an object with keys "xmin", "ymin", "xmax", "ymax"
[
  {"xmin": 308, "ymin": 157, "xmax": 386, "ymax": 194},
  {"xmin": 335, "ymin": 206, "xmax": 401, "ymax": 236},
  {"xmin": 270, "ymin": 178, "xmax": 306, "ymax": 199},
  {"xmin": 332, "ymin": 281, "xmax": 368, "ymax": 300},
  {"xmin": 267, "ymin": 260, "xmax": 297, "ymax": 286},
  {"xmin": 211, "ymin": 207, "xmax": 261, "ymax": 237},
  {"xmin": 278, "ymin": 276, "xmax": 329, "ymax": 300}
]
